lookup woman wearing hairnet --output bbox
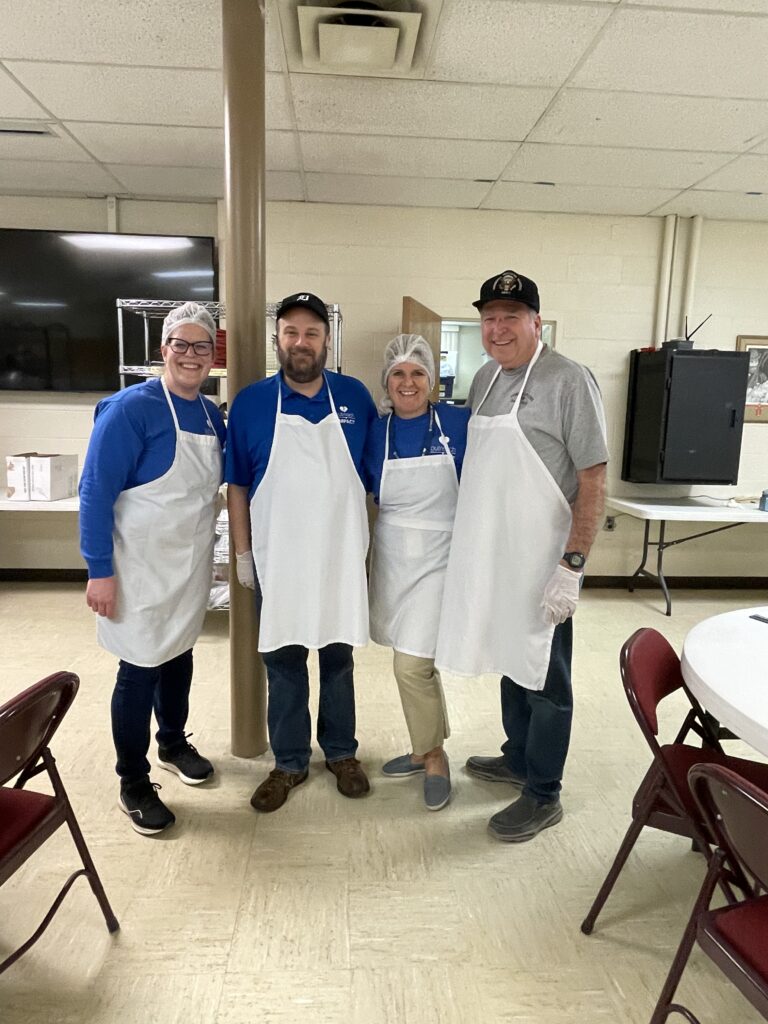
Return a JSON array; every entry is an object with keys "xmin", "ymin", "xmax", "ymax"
[
  {"xmin": 79, "ymin": 301, "xmax": 225, "ymax": 836},
  {"xmin": 365, "ymin": 335, "xmax": 470, "ymax": 810}
]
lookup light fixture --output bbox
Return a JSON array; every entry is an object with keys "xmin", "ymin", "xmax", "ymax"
[
  {"xmin": 61, "ymin": 234, "xmax": 194, "ymax": 252},
  {"xmin": 153, "ymin": 269, "xmax": 214, "ymax": 279},
  {"xmin": 14, "ymin": 301, "xmax": 67, "ymax": 308}
]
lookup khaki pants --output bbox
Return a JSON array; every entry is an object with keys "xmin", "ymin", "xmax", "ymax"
[{"xmin": 392, "ymin": 651, "xmax": 450, "ymax": 756}]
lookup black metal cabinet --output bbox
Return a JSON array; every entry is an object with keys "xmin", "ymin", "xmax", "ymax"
[{"xmin": 621, "ymin": 349, "xmax": 749, "ymax": 484}]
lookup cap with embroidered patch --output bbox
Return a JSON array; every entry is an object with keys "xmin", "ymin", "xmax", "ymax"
[
  {"xmin": 275, "ymin": 292, "xmax": 330, "ymax": 326},
  {"xmin": 473, "ymin": 270, "xmax": 540, "ymax": 313}
]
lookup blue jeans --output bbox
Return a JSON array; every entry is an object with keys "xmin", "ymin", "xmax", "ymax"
[
  {"xmin": 500, "ymin": 619, "xmax": 573, "ymax": 803},
  {"xmin": 111, "ymin": 649, "xmax": 193, "ymax": 784},
  {"xmin": 261, "ymin": 643, "xmax": 358, "ymax": 773}
]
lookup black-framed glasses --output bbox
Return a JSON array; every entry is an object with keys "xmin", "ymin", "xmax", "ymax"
[{"xmin": 166, "ymin": 337, "xmax": 215, "ymax": 356}]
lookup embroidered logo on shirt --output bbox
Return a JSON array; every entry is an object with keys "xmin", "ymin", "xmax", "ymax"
[{"xmin": 337, "ymin": 405, "xmax": 356, "ymax": 424}]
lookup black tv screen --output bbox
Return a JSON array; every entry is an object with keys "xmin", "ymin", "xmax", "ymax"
[{"xmin": 0, "ymin": 228, "xmax": 217, "ymax": 392}]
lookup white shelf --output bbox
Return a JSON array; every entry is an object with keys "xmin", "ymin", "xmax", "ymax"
[{"xmin": 0, "ymin": 497, "xmax": 79, "ymax": 512}]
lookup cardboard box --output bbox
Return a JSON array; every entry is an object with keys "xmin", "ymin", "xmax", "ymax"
[
  {"xmin": 29, "ymin": 454, "xmax": 79, "ymax": 501},
  {"xmin": 5, "ymin": 453, "xmax": 35, "ymax": 501}
]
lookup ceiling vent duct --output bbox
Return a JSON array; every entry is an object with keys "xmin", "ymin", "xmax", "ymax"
[
  {"xmin": 296, "ymin": 1, "xmax": 422, "ymax": 73},
  {"xmin": 0, "ymin": 120, "xmax": 57, "ymax": 138}
]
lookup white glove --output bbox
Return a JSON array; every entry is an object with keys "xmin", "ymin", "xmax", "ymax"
[
  {"xmin": 235, "ymin": 550, "xmax": 255, "ymax": 590},
  {"xmin": 541, "ymin": 564, "xmax": 582, "ymax": 625}
]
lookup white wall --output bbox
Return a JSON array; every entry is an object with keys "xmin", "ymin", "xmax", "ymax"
[{"xmin": 1, "ymin": 197, "xmax": 766, "ymax": 576}]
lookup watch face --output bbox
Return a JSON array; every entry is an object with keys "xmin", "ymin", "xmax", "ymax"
[{"xmin": 564, "ymin": 552, "xmax": 586, "ymax": 569}]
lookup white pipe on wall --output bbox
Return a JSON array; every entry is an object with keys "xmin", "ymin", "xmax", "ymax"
[
  {"xmin": 680, "ymin": 214, "xmax": 704, "ymax": 337},
  {"xmin": 654, "ymin": 214, "xmax": 677, "ymax": 348}
]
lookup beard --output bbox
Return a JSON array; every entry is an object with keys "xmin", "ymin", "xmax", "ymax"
[{"xmin": 278, "ymin": 344, "xmax": 327, "ymax": 384}]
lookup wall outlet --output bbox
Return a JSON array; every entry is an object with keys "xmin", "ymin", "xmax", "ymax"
[{"xmin": 603, "ymin": 515, "xmax": 616, "ymax": 532}]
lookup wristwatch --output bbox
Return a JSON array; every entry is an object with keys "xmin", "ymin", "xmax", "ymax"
[{"xmin": 562, "ymin": 551, "xmax": 586, "ymax": 571}]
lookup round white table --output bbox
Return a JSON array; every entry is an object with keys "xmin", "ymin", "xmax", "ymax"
[{"xmin": 681, "ymin": 605, "xmax": 768, "ymax": 758}]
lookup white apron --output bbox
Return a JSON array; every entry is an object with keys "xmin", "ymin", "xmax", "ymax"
[
  {"xmin": 435, "ymin": 342, "xmax": 572, "ymax": 690},
  {"xmin": 98, "ymin": 378, "xmax": 222, "ymax": 668},
  {"xmin": 250, "ymin": 374, "xmax": 369, "ymax": 653},
  {"xmin": 369, "ymin": 407, "xmax": 459, "ymax": 660}
]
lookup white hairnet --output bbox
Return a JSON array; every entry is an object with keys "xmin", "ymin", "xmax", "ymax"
[{"xmin": 161, "ymin": 301, "xmax": 217, "ymax": 345}]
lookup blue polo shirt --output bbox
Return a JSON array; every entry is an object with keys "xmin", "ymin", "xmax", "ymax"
[
  {"xmin": 225, "ymin": 370, "xmax": 377, "ymax": 500},
  {"xmin": 79, "ymin": 377, "xmax": 226, "ymax": 579},
  {"xmin": 364, "ymin": 402, "xmax": 470, "ymax": 503}
]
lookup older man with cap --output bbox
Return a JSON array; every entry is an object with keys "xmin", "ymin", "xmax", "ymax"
[
  {"xmin": 225, "ymin": 291, "xmax": 377, "ymax": 813},
  {"xmin": 80, "ymin": 301, "xmax": 226, "ymax": 835},
  {"xmin": 436, "ymin": 271, "xmax": 608, "ymax": 842}
]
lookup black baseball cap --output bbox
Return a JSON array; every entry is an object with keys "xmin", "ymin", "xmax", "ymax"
[
  {"xmin": 275, "ymin": 292, "xmax": 330, "ymax": 326},
  {"xmin": 472, "ymin": 270, "xmax": 540, "ymax": 313}
]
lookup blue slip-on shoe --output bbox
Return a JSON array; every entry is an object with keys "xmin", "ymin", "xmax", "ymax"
[
  {"xmin": 382, "ymin": 753, "xmax": 426, "ymax": 778},
  {"xmin": 424, "ymin": 772, "xmax": 451, "ymax": 812}
]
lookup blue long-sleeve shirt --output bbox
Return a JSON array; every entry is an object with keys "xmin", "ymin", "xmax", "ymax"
[{"xmin": 79, "ymin": 377, "xmax": 226, "ymax": 578}]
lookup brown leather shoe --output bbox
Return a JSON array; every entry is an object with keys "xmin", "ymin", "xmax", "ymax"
[
  {"xmin": 326, "ymin": 757, "xmax": 370, "ymax": 798},
  {"xmin": 250, "ymin": 768, "xmax": 308, "ymax": 812}
]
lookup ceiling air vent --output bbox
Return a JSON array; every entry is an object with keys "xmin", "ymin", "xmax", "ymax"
[
  {"xmin": 296, "ymin": 1, "xmax": 422, "ymax": 73},
  {"xmin": 0, "ymin": 120, "xmax": 58, "ymax": 137}
]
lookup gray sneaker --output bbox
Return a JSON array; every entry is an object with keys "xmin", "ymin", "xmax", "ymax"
[
  {"xmin": 465, "ymin": 755, "xmax": 526, "ymax": 786},
  {"xmin": 488, "ymin": 794, "xmax": 563, "ymax": 843}
]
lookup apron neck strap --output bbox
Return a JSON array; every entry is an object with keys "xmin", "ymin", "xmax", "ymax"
[
  {"xmin": 161, "ymin": 376, "xmax": 181, "ymax": 434},
  {"xmin": 277, "ymin": 372, "xmax": 333, "ymax": 415}
]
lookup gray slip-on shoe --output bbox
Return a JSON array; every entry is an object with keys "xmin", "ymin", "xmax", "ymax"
[
  {"xmin": 465, "ymin": 754, "xmax": 526, "ymax": 786},
  {"xmin": 488, "ymin": 794, "xmax": 563, "ymax": 842},
  {"xmin": 424, "ymin": 772, "xmax": 451, "ymax": 812},
  {"xmin": 382, "ymin": 753, "xmax": 426, "ymax": 778}
]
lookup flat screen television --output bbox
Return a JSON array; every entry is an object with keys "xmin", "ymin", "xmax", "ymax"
[{"xmin": 0, "ymin": 228, "xmax": 217, "ymax": 392}]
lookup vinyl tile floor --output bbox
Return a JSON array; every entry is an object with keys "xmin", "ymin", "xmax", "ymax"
[{"xmin": 0, "ymin": 583, "xmax": 765, "ymax": 1024}]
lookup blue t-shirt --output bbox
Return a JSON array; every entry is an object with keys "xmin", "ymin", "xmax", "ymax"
[
  {"xmin": 364, "ymin": 402, "xmax": 470, "ymax": 503},
  {"xmin": 79, "ymin": 377, "xmax": 226, "ymax": 579},
  {"xmin": 225, "ymin": 370, "xmax": 376, "ymax": 500}
]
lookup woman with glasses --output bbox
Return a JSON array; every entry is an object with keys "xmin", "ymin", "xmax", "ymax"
[
  {"xmin": 365, "ymin": 334, "xmax": 469, "ymax": 811},
  {"xmin": 79, "ymin": 301, "xmax": 225, "ymax": 836}
]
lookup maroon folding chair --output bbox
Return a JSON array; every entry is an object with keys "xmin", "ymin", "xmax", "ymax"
[
  {"xmin": 581, "ymin": 627, "xmax": 768, "ymax": 935},
  {"xmin": 0, "ymin": 671, "xmax": 119, "ymax": 975},
  {"xmin": 650, "ymin": 763, "xmax": 768, "ymax": 1023}
]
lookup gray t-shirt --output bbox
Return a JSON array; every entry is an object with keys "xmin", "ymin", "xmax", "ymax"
[{"xmin": 466, "ymin": 346, "xmax": 608, "ymax": 503}]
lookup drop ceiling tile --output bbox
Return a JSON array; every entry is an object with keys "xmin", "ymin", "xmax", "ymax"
[
  {"xmin": 502, "ymin": 143, "xmax": 734, "ymax": 189},
  {"xmin": 428, "ymin": 0, "xmax": 611, "ymax": 87},
  {"xmin": 530, "ymin": 90, "xmax": 768, "ymax": 152},
  {"xmin": 64, "ymin": 123, "xmax": 225, "ymax": 166},
  {"xmin": 0, "ymin": 159, "xmax": 124, "ymax": 194},
  {"xmin": 0, "ymin": 0, "xmax": 221, "ymax": 67},
  {"xmin": 694, "ymin": 153, "xmax": 768, "ymax": 191},
  {"xmin": 5, "ymin": 62, "xmax": 224, "ymax": 126},
  {"xmin": 0, "ymin": 126, "xmax": 91, "ymax": 161},
  {"xmin": 652, "ymin": 189, "xmax": 768, "ymax": 221},
  {"xmin": 630, "ymin": 0, "xmax": 768, "ymax": 11},
  {"xmin": 482, "ymin": 181, "xmax": 679, "ymax": 216},
  {"xmin": 266, "ymin": 171, "xmax": 304, "ymax": 201},
  {"xmin": 300, "ymin": 133, "xmax": 518, "ymax": 179},
  {"xmin": 0, "ymin": 66, "xmax": 49, "ymax": 118},
  {"xmin": 305, "ymin": 173, "xmax": 488, "ymax": 208},
  {"xmin": 107, "ymin": 164, "xmax": 224, "ymax": 198},
  {"xmin": 572, "ymin": 9, "xmax": 768, "ymax": 99},
  {"xmin": 290, "ymin": 75, "xmax": 553, "ymax": 141}
]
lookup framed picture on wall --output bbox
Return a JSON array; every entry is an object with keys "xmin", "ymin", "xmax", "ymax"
[{"xmin": 736, "ymin": 335, "xmax": 768, "ymax": 422}]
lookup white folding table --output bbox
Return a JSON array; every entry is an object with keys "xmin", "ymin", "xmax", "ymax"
[
  {"xmin": 681, "ymin": 605, "xmax": 768, "ymax": 758},
  {"xmin": 606, "ymin": 496, "xmax": 768, "ymax": 616}
]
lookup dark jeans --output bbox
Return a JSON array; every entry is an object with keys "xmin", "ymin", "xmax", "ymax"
[
  {"xmin": 500, "ymin": 619, "xmax": 573, "ymax": 803},
  {"xmin": 261, "ymin": 643, "xmax": 358, "ymax": 774},
  {"xmin": 111, "ymin": 648, "xmax": 193, "ymax": 784}
]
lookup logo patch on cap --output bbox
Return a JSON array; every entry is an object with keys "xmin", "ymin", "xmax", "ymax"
[{"xmin": 494, "ymin": 271, "xmax": 521, "ymax": 296}]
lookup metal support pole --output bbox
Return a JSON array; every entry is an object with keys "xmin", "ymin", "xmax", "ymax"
[{"xmin": 222, "ymin": 0, "xmax": 267, "ymax": 757}]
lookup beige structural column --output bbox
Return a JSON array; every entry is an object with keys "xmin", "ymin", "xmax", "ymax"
[{"xmin": 222, "ymin": 0, "xmax": 267, "ymax": 756}]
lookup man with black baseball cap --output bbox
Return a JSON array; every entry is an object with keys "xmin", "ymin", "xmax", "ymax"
[
  {"xmin": 225, "ymin": 290, "xmax": 377, "ymax": 813},
  {"xmin": 436, "ymin": 270, "xmax": 608, "ymax": 842}
]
